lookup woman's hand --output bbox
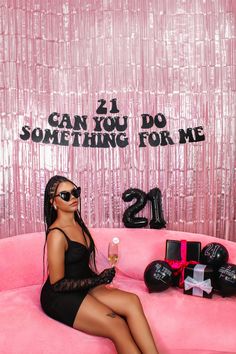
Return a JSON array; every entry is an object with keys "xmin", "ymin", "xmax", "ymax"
[{"xmin": 99, "ymin": 267, "xmax": 116, "ymax": 284}]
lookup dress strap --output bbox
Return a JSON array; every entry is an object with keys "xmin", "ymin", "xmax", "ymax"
[{"xmin": 47, "ymin": 227, "xmax": 71, "ymax": 244}]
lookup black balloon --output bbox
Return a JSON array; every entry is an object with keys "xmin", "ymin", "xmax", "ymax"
[
  {"xmin": 147, "ymin": 187, "xmax": 166, "ymax": 229},
  {"xmin": 144, "ymin": 260, "xmax": 173, "ymax": 292},
  {"xmin": 122, "ymin": 188, "xmax": 148, "ymax": 228},
  {"xmin": 216, "ymin": 263, "xmax": 236, "ymax": 297},
  {"xmin": 200, "ymin": 242, "xmax": 229, "ymax": 268}
]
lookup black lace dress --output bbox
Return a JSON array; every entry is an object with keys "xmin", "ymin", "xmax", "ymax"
[{"xmin": 40, "ymin": 227, "xmax": 99, "ymax": 327}]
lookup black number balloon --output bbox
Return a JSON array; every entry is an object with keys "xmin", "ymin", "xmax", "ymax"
[
  {"xmin": 122, "ymin": 188, "xmax": 148, "ymax": 228},
  {"xmin": 147, "ymin": 187, "xmax": 166, "ymax": 229}
]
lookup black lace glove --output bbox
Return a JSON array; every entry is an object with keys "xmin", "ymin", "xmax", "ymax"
[{"xmin": 51, "ymin": 267, "xmax": 116, "ymax": 292}]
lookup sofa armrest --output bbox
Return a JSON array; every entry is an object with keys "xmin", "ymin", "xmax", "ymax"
[{"xmin": 0, "ymin": 232, "xmax": 45, "ymax": 291}]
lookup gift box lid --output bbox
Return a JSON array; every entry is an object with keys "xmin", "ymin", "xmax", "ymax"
[
  {"xmin": 184, "ymin": 263, "xmax": 214, "ymax": 275},
  {"xmin": 165, "ymin": 240, "xmax": 201, "ymax": 262}
]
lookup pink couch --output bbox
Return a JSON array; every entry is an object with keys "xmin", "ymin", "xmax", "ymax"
[{"xmin": 0, "ymin": 228, "xmax": 236, "ymax": 354}]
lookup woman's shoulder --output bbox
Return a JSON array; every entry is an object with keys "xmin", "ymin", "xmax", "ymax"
[
  {"xmin": 47, "ymin": 222, "xmax": 66, "ymax": 234},
  {"xmin": 46, "ymin": 226, "xmax": 68, "ymax": 246}
]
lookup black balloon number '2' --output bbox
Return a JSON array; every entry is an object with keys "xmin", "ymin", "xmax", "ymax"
[
  {"xmin": 122, "ymin": 187, "xmax": 166, "ymax": 229},
  {"xmin": 122, "ymin": 188, "xmax": 148, "ymax": 228}
]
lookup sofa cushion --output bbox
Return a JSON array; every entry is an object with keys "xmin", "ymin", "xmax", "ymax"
[
  {"xmin": 0, "ymin": 229, "xmax": 236, "ymax": 354},
  {"xmin": 0, "ymin": 275, "xmax": 235, "ymax": 354},
  {"xmin": 0, "ymin": 285, "xmax": 115, "ymax": 354}
]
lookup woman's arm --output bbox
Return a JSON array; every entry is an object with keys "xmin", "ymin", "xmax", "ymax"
[
  {"xmin": 47, "ymin": 229, "xmax": 115, "ymax": 292},
  {"xmin": 47, "ymin": 229, "xmax": 67, "ymax": 284},
  {"xmin": 51, "ymin": 268, "xmax": 115, "ymax": 292}
]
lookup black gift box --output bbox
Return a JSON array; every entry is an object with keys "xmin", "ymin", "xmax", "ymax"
[
  {"xmin": 165, "ymin": 240, "xmax": 201, "ymax": 262},
  {"xmin": 184, "ymin": 264, "xmax": 214, "ymax": 298},
  {"xmin": 165, "ymin": 240, "xmax": 201, "ymax": 287}
]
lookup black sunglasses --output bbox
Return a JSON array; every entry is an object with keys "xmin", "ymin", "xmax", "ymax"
[{"xmin": 54, "ymin": 186, "xmax": 81, "ymax": 202}]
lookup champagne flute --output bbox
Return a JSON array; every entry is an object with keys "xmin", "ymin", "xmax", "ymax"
[{"xmin": 107, "ymin": 237, "xmax": 119, "ymax": 287}]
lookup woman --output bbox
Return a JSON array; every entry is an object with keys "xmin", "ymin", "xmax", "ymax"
[{"xmin": 40, "ymin": 175, "xmax": 159, "ymax": 354}]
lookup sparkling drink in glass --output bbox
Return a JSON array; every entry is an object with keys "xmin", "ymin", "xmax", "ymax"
[{"xmin": 107, "ymin": 237, "xmax": 120, "ymax": 286}]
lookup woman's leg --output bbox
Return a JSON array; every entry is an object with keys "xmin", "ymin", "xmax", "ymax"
[
  {"xmin": 73, "ymin": 293, "xmax": 141, "ymax": 354},
  {"xmin": 89, "ymin": 286, "xmax": 159, "ymax": 354}
]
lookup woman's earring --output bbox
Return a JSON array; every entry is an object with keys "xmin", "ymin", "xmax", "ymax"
[{"xmin": 54, "ymin": 205, "xmax": 57, "ymax": 210}]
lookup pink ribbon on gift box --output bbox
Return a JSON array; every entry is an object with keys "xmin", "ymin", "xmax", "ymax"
[{"xmin": 165, "ymin": 240, "xmax": 198, "ymax": 288}]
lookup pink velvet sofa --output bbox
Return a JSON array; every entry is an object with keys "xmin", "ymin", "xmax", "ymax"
[{"xmin": 0, "ymin": 228, "xmax": 236, "ymax": 354}]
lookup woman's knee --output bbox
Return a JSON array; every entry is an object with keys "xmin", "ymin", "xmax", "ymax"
[
  {"xmin": 127, "ymin": 293, "xmax": 142, "ymax": 307},
  {"xmin": 106, "ymin": 315, "xmax": 142, "ymax": 354},
  {"xmin": 106, "ymin": 313, "xmax": 130, "ymax": 340},
  {"xmin": 125, "ymin": 293, "xmax": 143, "ymax": 314}
]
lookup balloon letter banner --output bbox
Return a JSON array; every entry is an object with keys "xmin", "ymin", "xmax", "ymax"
[{"xmin": 122, "ymin": 188, "xmax": 166, "ymax": 229}]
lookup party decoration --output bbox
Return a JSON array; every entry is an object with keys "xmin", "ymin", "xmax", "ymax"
[
  {"xmin": 96, "ymin": 98, "xmax": 119, "ymax": 114},
  {"xmin": 144, "ymin": 260, "xmax": 173, "ymax": 293},
  {"xmin": 20, "ymin": 108, "xmax": 129, "ymax": 148},
  {"xmin": 20, "ymin": 100, "xmax": 204, "ymax": 149},
  {"xmin": 216, "ymin": 263, "xmax": 236, "ymax": 297},
  {"xmin": 122, "ymin": 188, "xmax": 148, "ymax": 228},
  {"xmin": 184, "ymin": 264, "xmax": 214, "ymax": 298},
  {"xmin": 122, "ymin": 187, "xmax": 166, "ymax": 229},
  {"xmin": 165, "ymin": 239, "xmax": 201, "ymax": 287},
  {"xmin": 201, "ymin": 243, "xmax": 229, "ymax": 268},
  {"xmin": 147, "ymin": 188, "xmax": 166, "ymax": 229},
  {"xmin": 20, "ymin": 102, "xmax": 205, "ymax": 149}
]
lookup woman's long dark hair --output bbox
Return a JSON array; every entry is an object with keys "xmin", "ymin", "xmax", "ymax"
[{"xmin": 42, "ymin": 175, "xmax": 97, "ymax": 281}]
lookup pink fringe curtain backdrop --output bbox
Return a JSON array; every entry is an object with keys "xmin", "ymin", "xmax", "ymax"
[{"xmin": 0, "ymin": 0, "xmax": 235, "ymax": 240}]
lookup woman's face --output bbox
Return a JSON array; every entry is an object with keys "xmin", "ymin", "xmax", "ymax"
[{"xmin": 52, "ymin": 181, "xmax": 79, "ymax": 212}]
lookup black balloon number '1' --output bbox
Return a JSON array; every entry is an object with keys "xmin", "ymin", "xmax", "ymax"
[
  {"xmin": 147, "ymin": 188, "xmax": 166, "ymax": 229},
  {"xmin": 122, "ymin": 187, "xmax": 166, "ymax": 229},
  {"xmin": 144, "ymin": 260, "xmax": 173, "ymax": 293}
]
